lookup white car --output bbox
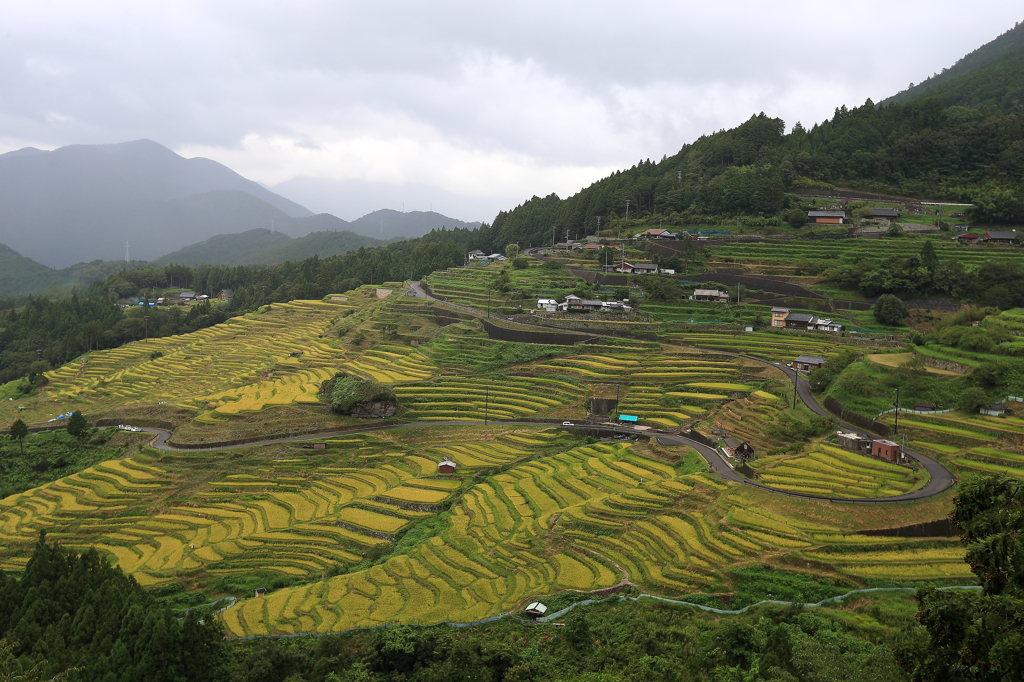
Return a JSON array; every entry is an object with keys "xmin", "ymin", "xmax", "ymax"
[{"xmin": 562, "ymin": 421, "xmax": 574, "ymax": 426}]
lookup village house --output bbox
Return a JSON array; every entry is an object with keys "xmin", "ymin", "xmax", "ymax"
[
  {"xmin": 603, "ymin": 262, "xmax": 634, "ymax": 273},
  {"xmin": 690, "ymin": 289, "xmax": 730, "ymax": 303},
  {"xmin": 791, "ymin": 355, "xmax": 826, "ymax": 373},
  {"xmin": 561, "ymin": 297, "xmax": 605, "ymax": 312},
  {"xmin": 980, "ymin": 404, "xmax": 1008, "ymax": 417},
  {"xmin": 636, "ymin": 228, "xmax": 679, "ymax": 239},
  {"xmin": 784, "ymin": 312, "xmax": 817, "ymax": 328},
  {"xmin": 872, "ymin": 439, "xmax": 902, "ymax": 463},
  {"xmin": 722, "ymin": 439, "xmax": 755, "ymax": 459},
  {"xmin": 813, "ymin": 318, "xmax": 843, "ymax": 332},
  {"xmin": 537, "ymin": 298, "xmax": 558, "ymax": 312},
  {"xmin": 837, "ymin": 432, "xmax": 873, "ymax": 455},
  {"xmin": 867, "ymin": 207, "xmax": 899, "ymax": 220},
  {"xmin": 983, "ymin": 230, "xmax": 1018, "ymax": 244},
  {"xmin": 771, "ymin": 307, "xmax": 789, "ymax": 327},
  {"xmin": 806, "ymin": 210, "xmax": 846, "ymax": 224},
  {"xmin": 956, "ymin": 233, "xmax": 980, "ymax": 244},
  {"xmin": 631, "ymin": 263, "xmax": 659, "ymax": 274},
  {"xmin": 837, "ymin": 431, "xmax": 903, "ymax": 463},
  {"xmin": 178, "ymin": 290, "xmax": 197, "ymax": 301}
]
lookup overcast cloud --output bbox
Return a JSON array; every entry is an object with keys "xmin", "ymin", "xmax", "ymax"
[{"xmin": 1, "ymin": 1, "xmax": 1021, "ymax": 221}]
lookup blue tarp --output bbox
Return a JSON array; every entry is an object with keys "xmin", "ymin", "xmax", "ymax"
[{"xmin": 618, "ymin": 415, "xmax": 639, "ymax": 422}]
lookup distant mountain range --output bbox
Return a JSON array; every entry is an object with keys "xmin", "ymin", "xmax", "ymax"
[
  {"xmin": 150, "ymin": 228, "xmax": 393, "ymax": 266},
  {"xmin": 270, "ymin": 175, "xmax": 498, "ymax": 228},
  {"xmin": 0, "ymin": 140, "xmax": 482, "ymax": 268},
  {"xmin": 0, "ymin": 243, "xmax": 151, "ymax": 297},
  {"xmin": 347, "ymin": 209, "xmax": 481, "ymax": 240}
]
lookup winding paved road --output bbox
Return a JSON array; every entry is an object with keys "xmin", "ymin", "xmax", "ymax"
[{"xmin": 135, "ymin": 280, "xmax": 955, "ymax": 504}]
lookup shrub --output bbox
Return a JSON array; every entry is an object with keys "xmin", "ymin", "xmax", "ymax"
[
  {"xmin": 786, "ymin": 208, "xmax": 807, "ymax": 228},
  {"xmin": 959, "ymin": 387, "xmax": 990, "ymax": 412},
  {"xmin": 872, "ymin": 294, "xmax": 907, "ymax": 326},
  {"xmin": 329, "ymin": 373, "xmax": 394, "ymax": 414}
]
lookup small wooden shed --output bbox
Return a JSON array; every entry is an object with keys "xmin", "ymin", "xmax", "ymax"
[
  {"xmin": 524, "ymin": 602, "xmax": 548, "ymax": 617},
  {"xmin": 438, "ymin": 459, "xmax": 458, "ymax": 474}
]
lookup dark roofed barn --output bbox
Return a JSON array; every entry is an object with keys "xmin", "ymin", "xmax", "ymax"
[
  {"xmin": 807, "ymin": 210, "xmax": 845, "ymax": 224},
  {"xmin": 868, "ymin": 207, "xmax": 899, "ymax": 219},
  {"xmin": 791, "ymin": 355, "xmax": 826, "ymax": 372},
  {"xmin": 984, "ymin": 230, "xmax": 1018, "ymax": 244}
]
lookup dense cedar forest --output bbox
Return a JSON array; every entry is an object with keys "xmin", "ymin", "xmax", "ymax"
[
  {"xmin": 0, "ymin": 476, "xmax": 1017, "ymax": 682},
  {"xmin": 0, "ymin": 535, "xmax": 225, "ymax": 682},
  {"xmin": 488, "ymin": 99, "xmax": 1024, "ymax": 249}
]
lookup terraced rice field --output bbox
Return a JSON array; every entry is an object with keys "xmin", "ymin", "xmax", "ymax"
[
  {"xmin": 343, "ymin": 345, "xmax": 436, "ymax": 383},
  {"xmin": 393, "ymin": 375, "xmax": 586, "ymax": 421},
  {"xmin": 423, "ymin": 266, "xmax": 516, "ymax": 314},
  {"xmin": 0, "ymin": 433, "xmax": 486, "ymax": 584},
  {"xmin": 705, "ymin": 237, "xmax": 1024, "ymax": 273},
  {"xmin": 38, "ymin": 299, "xmax": 358, "ymax": 420},
  {"xmin": 663, "ymin": 330, "xmax": 863, "ymax": 363},
  {"xmin": 527, "ymin": 349, "xmax": 760, "ymax": 428},
  {"xmin": 750, "ymin": 444, "xmax": 926, "ymax": 498},
  {"xmin": 213, "ymin": 439, "xmax": 966, "ymax": 637},
  {"xmin": 0, "ymin": 426, "xmax": 968, "ymax": 637},
  {"xmin": 880, "ymin": 409, "xmax": 1024, "ymax": 479}
]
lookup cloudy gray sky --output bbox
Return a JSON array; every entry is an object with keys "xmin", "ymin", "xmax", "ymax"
[{"xmin": 2, "ymin": 1, "xmax": 1021, "ymax": 222}]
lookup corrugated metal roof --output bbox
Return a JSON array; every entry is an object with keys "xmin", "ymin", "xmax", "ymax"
[
  {"xmin": 807, "ymin": 211, "xmax": 846, "ymax": 217},
  {"xmin": 794, "ymin": 355, "xmax": 826, "ymax": 364}
]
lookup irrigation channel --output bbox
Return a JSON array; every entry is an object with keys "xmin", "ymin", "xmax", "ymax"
[{"xmin": 136, "ymin": 279, "xmax": 956, "ymax": 504}]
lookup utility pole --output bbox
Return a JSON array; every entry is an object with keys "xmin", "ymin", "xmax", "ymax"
[
  {"xmin": 143, "ymin": 315, "xmax": 149, "ymax": 342},
  {"xmin": 792, "ymin": 366, "xmax": 798, "ymax": 409},
  {"xmin": 893, "ymin": 387, "xmax": 900, "ymax": 436},
  {"xmin": 484, "ymin": 386, "xmax": 489, "ymax": 426},
  {"xmin": 487, "ymin": 285, "xmax": 491, "ymax": 318}
]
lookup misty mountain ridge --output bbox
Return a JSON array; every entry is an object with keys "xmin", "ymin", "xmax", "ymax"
[
  {"xmin": 0, "ymin": 140, "xmax": 316, "ymax": 267},
  {"xmin": 347, "ymin": 209, "xmax": 481, "ymax": 240},
  {"xmin": 882, "ymin": 21, "xmax": 1024, "ymax": 109},
  {"xmin": 0, "ymin": 242, "xmax": 151, "ymax": 297},
  {"xmin": 0, "ymin": 139, "xmax": 492, "ymax": 268},
  {"xmin": 151, "ymin": 228, "xmax": 392, "ymax": 267},
  {"xmin": 271, "ymin": 175, "xmax": 504, "ymax": 229}
]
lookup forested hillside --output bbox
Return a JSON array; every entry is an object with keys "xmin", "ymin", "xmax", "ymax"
[
  {"xmin": 490, "ymin": 95, "xmax": 1024, "ymax": 248},
  {"xmin": 883, "ymin": 21, "xmax": 1024, "ymax": 109},
  {"xmin": 0, "ymin": 536, "xmax": 224, "ymax": 681}
]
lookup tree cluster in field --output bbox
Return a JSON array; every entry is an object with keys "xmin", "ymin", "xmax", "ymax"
[
  {"xmin": 326, "ymin": 373, "xmax": 394, "ymax": 414},
  {"xmin": 1, "ymin": 425, "xmax": 118, "ymax": 499},
  {"xmin": 0, "ymin": 535, "xmax": 225, "ymax": 682}
]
